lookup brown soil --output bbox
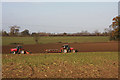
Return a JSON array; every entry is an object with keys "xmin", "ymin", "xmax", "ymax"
[
  {"xmin": 2, "ymin": 41, "xmax": 118, "ymax": 54},
  {"xmin": 2, "ymin": 59, "xmax": 118, "ymax": 78}
]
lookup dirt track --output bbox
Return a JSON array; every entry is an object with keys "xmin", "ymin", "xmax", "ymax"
[{"xmin": 2, "ymin": 42, "xmax": 118, "ymax": 54}]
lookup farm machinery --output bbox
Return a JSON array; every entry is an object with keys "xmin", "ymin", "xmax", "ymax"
[
  {"xmin": 45, "ymin": 44, "xmax": 77, "ymax": 53},
  {"xmin": 10, "ymin": 45, "xmax": 31, "ymax": 54}
]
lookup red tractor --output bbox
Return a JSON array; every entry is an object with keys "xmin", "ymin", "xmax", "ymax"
[
  {"xmin": 45, "ymin": 44, "xmax": 77, "ymax": 53},
  {"xmin": 10, "ymin": 46, "xmax": 31, "ymax": 54},
  {"xmin": 60, "ymin": 44, "xmax": 76, "ymax": 53}
]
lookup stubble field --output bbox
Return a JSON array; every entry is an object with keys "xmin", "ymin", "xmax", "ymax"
[{"xmin": 2, "ymin": 52, "xmax": 118, "ymax": 78}]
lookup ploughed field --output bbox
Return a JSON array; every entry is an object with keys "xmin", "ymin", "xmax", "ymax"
[
  {"xmin": 2, "ymin": 36, "xmax": 118, "ymax": 53},
  {"xmin": 2, "ymin": 52, "xmax": 118, "ymax": 78},
  {"xmin": 2, "ymin": 42, "xmax": 118, "ymax": 53}
]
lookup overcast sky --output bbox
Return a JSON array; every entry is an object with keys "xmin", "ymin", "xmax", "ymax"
[{"xmin": 2, "ymin": 2, "xmax": 118, "ymax": 33}]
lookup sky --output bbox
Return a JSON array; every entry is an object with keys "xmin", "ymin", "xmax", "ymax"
[
  {"xmin": 1, "ymin": 0, "xmax": 120, "ymax": 2},
  {"xmin": 2, "ymin": 2, "xmax": 118, "ymax": 33}
]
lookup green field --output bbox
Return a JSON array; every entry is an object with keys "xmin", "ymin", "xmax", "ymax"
[
  {"xmin": 2, "ymin": 52, "xmax": 118, "ymax": 78},
  {"xmin": 2, "ymin": 36, "xmax": 109, "ymax": 45}
]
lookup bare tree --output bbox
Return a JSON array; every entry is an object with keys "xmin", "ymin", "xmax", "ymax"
[{"xmin": 9, "ymin": 25, "xmax": 20, "ymax": 36}]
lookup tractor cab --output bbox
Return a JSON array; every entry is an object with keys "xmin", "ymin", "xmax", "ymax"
[
  {"xmin": 16, "ymin": 46, "xmax": 23, "ymax": 49},
  {"xmin": 62, "ymin": 44, "xmax": 70, "ymax": 49}
]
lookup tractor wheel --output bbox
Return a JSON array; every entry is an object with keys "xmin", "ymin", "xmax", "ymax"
[
  {"xmin": 11, "ymin": 51, "xmax": 16, "ymax": 54},
  {"xmin": 63, "ymin": 49, "xmax": 67, "ymax": 53},
  {"xmin": 20, "ymin": 50, "xmax": 25, "ymax": 54},
  {"xmin": 72, "ymin": 50, "xmax": 75, "ymax": 53}
]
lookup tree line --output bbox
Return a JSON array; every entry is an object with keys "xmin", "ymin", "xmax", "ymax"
[
  {"xmin": 1, "ymin": 16, "xmax": 120, "ymax": 41},
  {"xmin": 1, "ymin": 26, "xmax": 110, "ymax": 37}
]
